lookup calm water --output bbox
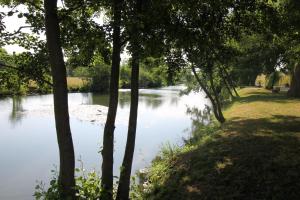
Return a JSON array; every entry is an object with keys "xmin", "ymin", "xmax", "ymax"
[{"xmin": 0, "ymin": 86, "xmax": 210, "ymax": 200}]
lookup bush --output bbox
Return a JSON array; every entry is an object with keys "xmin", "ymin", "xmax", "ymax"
[
  {"xmin": 69, "ymin": 55, "xmax": 111, "ymax": 93},
  {"xmin": 120, "ymin": 58, "xmax": 167, "ymax": 89},
  {"xmin": 34, "ymin": 165, "xmax": 102, "ymax": 200}
]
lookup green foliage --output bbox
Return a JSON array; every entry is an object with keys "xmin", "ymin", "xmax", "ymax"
[
  {"xmin": 34, "ymin": 165, "xmax": 103, "ymax": 200},
  {"xmin": 34, "ymin": 169, "xmax": 60, "ymax": 200},
  {"xmin": 120, "ymin": 65, "xmax": 131, "ymax": 88},
  {"xmin": 89, "ymin": 55, "xmax": 110, "ymax": 93},
  {"xmin": 0, "ymin": 48, "xmax": 52, "ymax": 95},
  {"xmin": 120, "ymin": 57, "xmax": 169, "ymax": 89},
  {"xmin": 68, "ymin": 54, "xmax": 110, "ymax": 93}
]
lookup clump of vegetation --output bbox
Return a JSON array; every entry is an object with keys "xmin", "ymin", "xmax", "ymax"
[
  {"xmin": 34, "ymin": 166, "xmax": 146, "ymax": 200},
  {"xmin": 34, "ymin": 163, "xmax": 103, "ymax": 200},
  {"xmin": 120, "ymin": 57, "xmax": 170, "ymax": 89}
]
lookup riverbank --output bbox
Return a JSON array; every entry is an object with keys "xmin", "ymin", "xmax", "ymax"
[
  {"xmin": 0, "ymin": 76, "xmax": 170, "ymax": 97},
  {"xmin": 140, "ymin": 87, "xmax": 300, "ymax": 200}
]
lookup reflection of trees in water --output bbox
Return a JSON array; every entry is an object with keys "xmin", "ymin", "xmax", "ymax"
[
  {"xmin": 9, "ymin": 96, "xmax": 25, "ymax": 125},
  {"xmin": 91, "ymin": 93, "xmax": 109, "ymax": 106},
  {"xmin": 119, "ymin": 92, "xmax": 131, "ymax": 108},
  {"xmin": 80, "ymin": 93, "xmax": 93, "ymax": 105},
  {"xmin": 118, "ymin": 92, "xmax": 174, "ymax": 110},
  {"xmin": 141, "ymin": 94, "xmax": 164, "ymax": 110},
  {"xmin": 170, "ymin": 95, "xmax": 179, "ymax": 106},
  {"xmin": 186, "ymin": 105, "xmax": 211, "ymax": 137}
]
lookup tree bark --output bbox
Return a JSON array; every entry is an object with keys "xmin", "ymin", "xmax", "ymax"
[
  {"xmin": 100, "ymin": 0, "xmax": 123, "ymax": 199},
  {"xmin": 116, "ymin": 0, "xmax": 141, "ymax": 199},
  {"xmin": 44, "ymin": 0, "xmax": 76, "ymax": 199},
  {"xmin": 288, "ymin": 63, "xmax": 300, "ymax": 97}
]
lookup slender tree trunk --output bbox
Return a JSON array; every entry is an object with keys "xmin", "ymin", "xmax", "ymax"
[
  {"xmin": 288, "ymin": 63, "xmax": 300, "ymax": 97},
  {"xmin": 191, "ymin": 65, "xmax": 225, "ymax": 123},
  {"xmin": 208, "ymin": 71, "xmax": 225, "ymax": 123},
  {"xmin": 225, "ymin": 80, "xmax": 234, "ymax": 99},
  {"xmin": 100, "ymin": 1, "xmax": 123, "ymax": 199},
  {"xmin": 232, "ymin": 85, "xmax": 239, "ymax": 97},
  {"xmin": 116, "ymin": 1, "xmax": 141, "ymax": 199},
  {"xmin": 219, "ymin": 68, "xmax": 234, "ymax": 98},
  {"xmin": 271, "ymin": 69, "xmax": 277, "ymax": 89},
  {"xmin": 221, "ymin": 66, "xmax": 239, "ymax": 97},
  {"xmin": 116, "ymin": 50, "xmax": 139, "ymax": 200},
  {"xmin": 44, "ymin": 1, "xmax": 75, "ymax": 199}
]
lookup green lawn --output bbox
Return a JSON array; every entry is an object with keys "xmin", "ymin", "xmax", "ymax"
[{"xmin": 142, "ymin": 87, "xmax": 300, "ymax": 200}]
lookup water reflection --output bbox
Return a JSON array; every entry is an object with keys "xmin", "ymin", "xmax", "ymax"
[
  {"xmin": 91, "ymin": 93, "xmax": 109, "ymax": 106},
  {"xmin": 0, "ymin": 86, "xmax": 210, "ymax": 200},
  {"xmin": 186, "ymin": 105, "xmax": 212, "ymax": 136},
  {"xmin": 9, "ymin": 96, "xmax": 25, "ymax": 126},
  {"xmin": 119, "ymin": 92, "xmax": 131, "ymax": 108},
  {"xmin": 118, "ymin": 91, "xmax": 178, "ymax": 109}
]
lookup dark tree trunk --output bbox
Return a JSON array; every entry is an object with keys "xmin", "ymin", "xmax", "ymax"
[
  {"xmin": 208, "ymin": 71, "xmax": 225, "ymax": 123},
  {"xmin": 116, "ymin": 1, "xmax": 141, "ymax": 199},
  {"xmin": 116, "ymin": 50, "xmax": 139, "ymax": 200},
  {"xmin": 271, "ymin": 71, "xmax": 277, "ymax": 89},
  {"xmin": 44, "ymin": 0, "xmax": 76, "ymax": 199},
  {"xmin": 221, "ymin": 66, "xmax": 239, "ymax": 97},
  {"xmin": 224, "ymin": 80, "xmax": 234, "ymax": 99},
  {"xmin": 232, "ymin": 85, "xmax": 239, "ymax": 97},
  {"xmin": 191, "ymin": 66, "xmax": 225, "ymax": 124},
  {"xmin": 219, "ymin": 68, "xmax": 234, "ymax": 98},
  {"xmin": 288, "ymin": 63, "xmax": 300, "ymax": 97},
  {"xmin": 100, "ymin": 0, "xmax": 123, "ymax": 199}
]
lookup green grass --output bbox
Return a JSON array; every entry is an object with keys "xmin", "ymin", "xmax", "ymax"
[{"xmin": 142, "ymin": 87, "xmax": 300, "ymax": 200}]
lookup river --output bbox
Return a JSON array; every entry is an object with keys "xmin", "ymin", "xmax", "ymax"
[{"xmin": 0, "ymin": 86, "xmax": 210, "ymax": 200}]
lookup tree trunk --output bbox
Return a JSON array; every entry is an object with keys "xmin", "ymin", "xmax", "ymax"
[
  {"xmin": 221, "ymin": 66, "xmax": 239, "ymax": 97},
  {"xmin": 271, "ymin": 71, "xmax": 277, "ymax": 89},
  {"xmin": 116, "ymin": 1, "xmax": 141, "ymax": 199},
  {"xmin": 219, "ymin": 68, "xmax": 234, "ymax": 99},
  {"xmin": 225, "ymin": 80, "xmax": 234, "ymax": 99},
  {"xmin": 208, "ymin": 71, "xmax": 225, "ymax": 123},
  {"xmin": 100, "ymin": 0, "xmax": 123, "ymax": 199},
  {"xmin": 116, "ymin": 50, "xmax": 139, "ymax": 200},
  {"xmin": 191, "ymin": 65, "xmax": 225, "ymax": 124},
  {"xmin": 232, "ymin": 85, "xmax": 239, "ymax": 97},
  {"xmin": 288, "ymin": 63, "xmax": 300, "ymax": 97},
  {"xmin": 44, "ymin": 1, "xmax": 75, "ymax": 199}
]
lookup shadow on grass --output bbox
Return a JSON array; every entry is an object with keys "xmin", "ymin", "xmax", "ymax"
[
  {"xmin": 224, "ymin": 115, "xmax": 300, "ymax": 135},
  {"xmin": 146, "ymin": 116, "xmax": 300, "ymax": 200},
  {"xmin": 237, "ymin": 93, "xmax": 296, "ymax": 104}
]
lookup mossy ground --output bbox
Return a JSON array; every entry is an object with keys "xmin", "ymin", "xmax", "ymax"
[{"xmin": 143, "ymin": 87, "xmax": 300, "ymax": 200}]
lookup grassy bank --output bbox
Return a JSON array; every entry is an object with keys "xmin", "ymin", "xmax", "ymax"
[{"xmin": 140, "ymin": 87, "xmax": 300, "ymax": 200}]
